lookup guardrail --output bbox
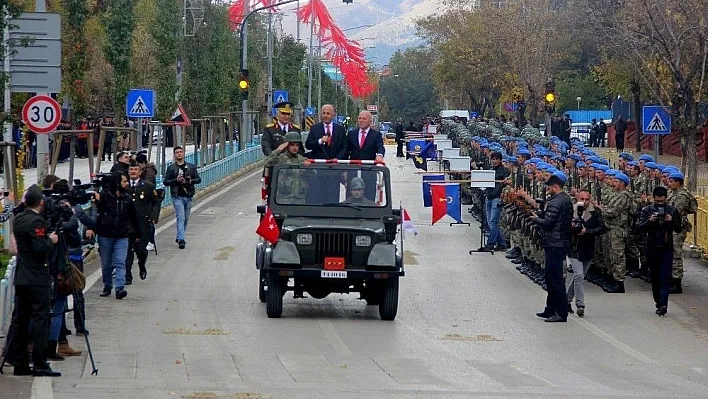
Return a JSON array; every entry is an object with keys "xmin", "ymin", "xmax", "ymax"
[
  {"xmin": 0, "ymin": 256, "xmax": 16, "ymax": 334},
  {"xmin": 694, "ymin": 197, "xmax": 708, "ymax": 256}
]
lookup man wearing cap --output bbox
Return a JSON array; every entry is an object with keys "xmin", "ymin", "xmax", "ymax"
[
  {"xmin": 618, "ymin": 152, "xmax": 633, "ymax": 173},
  {"xmin": 266, "ymin": 132, "xmax": 311, "ymax": 203},
  {"xmin": 344, "ymin": 177, "xmax": 375, "ymax": 206},
  {"xmin": 262, "ymin": 101, "xmax": 302, "ymax": 156},
  {"xmin": 667, "ymin": 171, "xmax": 694, "ymax": 293},
  {"xmin": 599, "ymin": 172, "xmax": 635, "ymax": 293},
  {"xmin": 627, "ymin": 161, "xmax": 648, "ymax": 278},
  {"xmin": 532, "ymin": 170, "xmax": 573, "ymax": 322}
]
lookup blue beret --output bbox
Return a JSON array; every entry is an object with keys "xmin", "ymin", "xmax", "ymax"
[
  {"xmin": 627, "ymin": 161, "xmax": 638, "ymax": 167},
  {"xmin": 645, "ymin": 161, "xmax": 658, "ymax": 170},
  {"xmin": 587, "ymin": 156, "xmax": 600, "ymax": 163},
  {"xmin": 529, "ymin": 157, "xmax": 542, "ymax": 163},
  {"xmin": 606, "ymin": 169, "xmax": 618, "ymax": 176},
  {"xmin": 523, "ymin": 160, "xmax": 531, "ymax": 166},
  {"xmin": 509, "ymin": 156, "xmax": 518, "ymax": 163},
  {"xmin": 517, "ymin": 148, "xmax": 531, "ymax": 156},
  {"xmin": 568, "ymin": 154, "xmax": 582, "ymax": 161},
  {"xmin": 549, "ymin": 170, "xmax": 568, "ymax": 184},
  {"xmin": 619, "ymin": 152, "xmax": 634, "ymax": 161},
  {"xmin": 596, "ymin": 164, "xmax": 609, "ymax": 172},
  {"xmin": 481, "ymin": 143, "xmax": 489, "ymax": 148},
  {"xmin": 615, "ymin": 172, "xmax": 630, "ymax": 186},
  {"xmin": 576, "ymin": 161, "xmax": 586, "ymax": 168},
  {"xmin": 662, "ymin": 166, "xmax": 678, "ymax": 174},
  {"xmin": 669, "ymin": 171, "xmax": 684, "ymax": 181},
  {"xmin": 639, "ymin": 154, "xmax": 655, "ymax": 162},
  {"xmin": 655, "ymin": 163, "xmax": 665, "ymax": 171},
  {"xmin": 599, "ymin": 158, "xmax": 609, "ymax": 165}
]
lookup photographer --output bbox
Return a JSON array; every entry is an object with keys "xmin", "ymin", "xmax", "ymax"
[
  {"xmin": 8, "ymin": 185, "xmax": 61, "ymax": 376},
  {"xmin": 532, "ymin": 171, "xmax": 573, "ymax": 323},
  {"xmin": 567, "ymin": 190, "xmax": 607, "ymax": 318},
  {"xmin": 94, "ymin": 172, "xmax": 142, "ymax": 299},
  {"xmin": 164, "ymin": 146, "xmax": 201, "ymax": 249},
  {"xmin": 636, "ymin": 186, "xmax": 682, "ymax": 316}
]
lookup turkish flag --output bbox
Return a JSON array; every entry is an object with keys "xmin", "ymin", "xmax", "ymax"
[
  {"xmin": 431, "ymin": 184, "xmax": 447, "ymax": 225},
  {"xmin": 256, "ymin": 208, "xmax": 280, "ymax": 244}
]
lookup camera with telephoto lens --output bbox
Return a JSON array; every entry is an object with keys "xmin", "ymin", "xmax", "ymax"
[{"xmin": 571, "ymin": 201, "xmax": 585, "ymax": 232}]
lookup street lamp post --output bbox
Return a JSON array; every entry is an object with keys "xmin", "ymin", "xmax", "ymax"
[{"xmin": 576, "ymin": 96, "xmax": 582, "ymax": 110}]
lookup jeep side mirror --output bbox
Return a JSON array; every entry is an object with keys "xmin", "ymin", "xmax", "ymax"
[
  {"xmin": 256, "ymin": 205, "xmax": 266, "ymax": 214},
  {"xmin": 392, "ymin": 209, "xmax": 402, "ymax": 218}
]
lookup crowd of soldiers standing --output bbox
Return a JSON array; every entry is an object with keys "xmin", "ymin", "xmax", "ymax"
[{"xmin": 440, "ymin": 119, "xmax": 697, "ymax": 296}]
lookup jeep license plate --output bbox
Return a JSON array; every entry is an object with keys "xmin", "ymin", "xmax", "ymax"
[{"xmin": 321, "ymin": 270, "xmax": 347, "ymax": 279}]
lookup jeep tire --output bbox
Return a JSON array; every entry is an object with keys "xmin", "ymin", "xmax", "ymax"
[
  {"xmin": 266, "ymin": 275, "xmax": 283, "ymax": 318},
  {"xmin": 258, "ymin": 271, "xmax": 266, "ymax": 303},
  {"xmin": 379, "ymin": 276, "xmax": 399, "ymax": 321}
]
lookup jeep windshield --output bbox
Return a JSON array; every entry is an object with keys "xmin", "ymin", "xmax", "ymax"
[{"xmin": 273, "ymin": 167, "xmax": 388, "ymax": 207}]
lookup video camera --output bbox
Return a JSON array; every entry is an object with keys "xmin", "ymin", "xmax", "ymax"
[
  {"xmin": 653, "ymin": 205, "xmax": 666, "ymax": 226},
  {"xmin": 42, "ymin": 176, "xmax": 106, "ymax": 224},
  {"xmin": 571, "ymin": 201, "xmax": 585, "ymax": 233}
]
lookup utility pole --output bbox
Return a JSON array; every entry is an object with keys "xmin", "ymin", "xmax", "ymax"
[
  {"xmin": 317, "ymin": 38, "xmax": 322, "ymax": 114},
  {"xmin": 35, "ymin": 0, "xmax": 49, "ymax": 184},
  {"xmin": 306, "ymin": 1, "xmax": 314, "ymax": 108},
  {"xmin": 266, "ymin": 10, "xmax": 273, "ymax": 113},
  {"xmin": 240, "ymin": 0, "xmax": 249, "ymax": 145}
]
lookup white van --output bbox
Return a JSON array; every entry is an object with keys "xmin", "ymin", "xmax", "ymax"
[{"xmin": 439, "ymin": 110, "xmax": 469, "ymax": 119}]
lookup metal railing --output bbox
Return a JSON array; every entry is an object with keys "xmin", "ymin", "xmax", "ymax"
[{"xmin": 0, "ymin": 256, "xmax": 16, "ymax": 333}]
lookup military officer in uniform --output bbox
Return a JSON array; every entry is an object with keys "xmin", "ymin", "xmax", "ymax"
[
  {"xmin": 262, "ymin": 101, "xmax": 303, "ymax": 156},
  {"xmin": 266, "ymin": 132, "xmax": 311, "ymax": 203},
  {"xmin": 9, "ymin": 186, "xmax": 61, "ymax": 376},
  {"xmin": 344, "ymin": 177, "xmax": 376, "ymax": 206},
  {"xmin": 125, "ymin": 162, "xmax": 161, "ymax": 283}
]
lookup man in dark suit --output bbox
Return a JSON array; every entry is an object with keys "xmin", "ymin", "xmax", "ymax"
[
  {"xmin": 305, "ymin": 104, "xmax": 346, "ymax": 159},
  {"xmin": 339, "ymin": 111, "xmax": 385, "ymax": 201},
  {"xmin": 305, "ymin": 104, "xmax": 347, "ymax": 202},
  {"xmin": 125, "ymin": 162, "xmax": 161, "ymax": 283}
]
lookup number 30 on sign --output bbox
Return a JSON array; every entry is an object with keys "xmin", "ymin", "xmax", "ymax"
[{"xmin": 22, "ymin": 95, "xmax": 62, "ymax": 134}]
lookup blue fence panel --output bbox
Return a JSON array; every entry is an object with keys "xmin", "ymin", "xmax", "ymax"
[{"xmin": 567, "ymin": 110, "xmax": 613, "ymax": 124}]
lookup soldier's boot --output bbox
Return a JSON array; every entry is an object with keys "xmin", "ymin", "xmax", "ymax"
[
  {"xmin": 511, "ymin": 256, "xmax": 525, "ymax": 265},
  {"xmin": 627, "ymin": 259, "xmax": 640, "ymax": 278},
  {"xmin": 670, "ymin": 278, "xmax": 683, "ymax": 294},
  {"xmin": 605, "ymin": 280, "xmax": 625, "ymax": 294},
  {"xmin": 519, "ymin": 258, "xmax": 531, "ymax": 274},
  {"xmin": 505, "ymin": 247, "xmax": 521, "ymax": 259}
]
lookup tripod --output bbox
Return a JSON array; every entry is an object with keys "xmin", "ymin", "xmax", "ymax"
[{"xmin": 469, "ymin": 193, "xmax": 494, "ymax": 255}]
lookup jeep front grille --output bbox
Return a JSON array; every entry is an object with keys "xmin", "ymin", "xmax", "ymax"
[{"xmin": 314, "ymin": 232, "xmax": 354, "ymax": 265}]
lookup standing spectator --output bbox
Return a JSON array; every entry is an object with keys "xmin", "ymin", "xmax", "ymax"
[
  {"xmin": 95, "ymin": 172, "xmax": 141, "ymax": 299},
  {"xmin": 136, "ymin": 152, "xmax": 157, "ymax": 185},
  {"xmin": 532, "ymin": 171, "xmax": 573, "ymax": 322},
  {"xmin": 636, "ymin": 186, "xmax": 682, "ymax": 316},
  {"xmin": 164, "ymin": 146, "xmax": 201, "ymax": 249},
  {"xmin": 395, "ymin": 120, "xmax": 405, "ymax": 157},
  {"xmin": 485, "ymin": 151, "xmax": 510, "ymax": 250},
  {"xmin": 589, "ymin": 118, "xmax": 599, "ymax": 147},
  {"xmin": 101, "ymin": 116, "xmax": 115, "ymax": 161},
  {"xmin": 567, "ymin": 190, "xmax": 607, "ymax": 317},
  {"xmin": 598, "ymin": 119, "xmax": 608, "ymax": 147},
  {"xmin": 615, "ymin": 116, "xmax": 627, "ymax": 152}
]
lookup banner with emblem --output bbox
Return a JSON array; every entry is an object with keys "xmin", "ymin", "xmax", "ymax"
[{"xmin": 431, "ymin": 183, "xmax": 462, "ymax": 225}]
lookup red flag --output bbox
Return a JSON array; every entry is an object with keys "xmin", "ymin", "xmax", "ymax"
[
  {"xmin": 256, "ymin": 208, "xmax": 280, "ymax": 244},
  {"xmin": 399, "ymin": 208, "xmax": 418, "ymax": 235},
  {"xmin": 431, "ymin": 185, "xmax": 447, "ymax": 225}
]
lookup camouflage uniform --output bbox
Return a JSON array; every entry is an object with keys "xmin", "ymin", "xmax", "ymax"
[
  {"xmin": 602, "ymin": 188, "xmax": 634, "ymax": 282},
  {"xmin": 667, "ymin": 186, "xmax": 692, "ymax": 280},
  {"xmin": 266, "ymin": 134, "xmax": 310, "ymax": 203}
]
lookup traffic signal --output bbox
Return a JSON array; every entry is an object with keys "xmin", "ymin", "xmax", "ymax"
[
  {"xmin": 239, "ymin": 70, "xmax": 249, "ymax": 97},
  {"xmin": 544, "ymin": 79, "xmax": 556, "ymax": 112}
]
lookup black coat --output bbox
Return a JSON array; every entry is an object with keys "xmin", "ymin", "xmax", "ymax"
[
  {"xmin": 127, "ymin": 179, "xmax": 161, "ymax": 236},
  {"xmin": 163, "ymin": 162, "xmax": 202, "ymax": 198},
  {"xmin": 533, "ymin": 191, "xmax": 573, "ymax": 249},
  {"xmin": 305, "ymin": 122, "xmax": 347, "ymax": 159},
  {"xmin": 615, "ymin": 119, "xmax": 627, "ymax": 135},
  {"xmin": 569, "ymin": 208, "xmax": 607, "ymax": 262},
  {"xmin": 338, "ymin": 128, "xmax": 385, "ymax": 160},
  {"xmin": 486, "ymin": 164, "xmax": 510, "ymax": 200},
  {"xmin": 636, "ymin": 204, "xmax": 682, "ymax": 250},
  {"xmin": 13, "ymin": 210, "xmax": 54, "ymax": 286},
  {"xmin": 95, "ymin": 190, "xmax": 141, "ymax": 238}
]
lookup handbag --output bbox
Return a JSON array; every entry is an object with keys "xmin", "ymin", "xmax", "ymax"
[{"xmin": 56, "ymin": 262, "xmax": 86, "ymax": 296}]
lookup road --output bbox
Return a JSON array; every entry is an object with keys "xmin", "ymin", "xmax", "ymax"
[{"xmin": 11, "ymin": 150, "xmax": 708, "ymax": 398}]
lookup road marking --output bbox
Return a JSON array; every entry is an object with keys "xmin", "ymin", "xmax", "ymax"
[
  {"xmin": 81, "ymin": 169, "xmax": 261, "ymax": 295},
  {"xmin": 318, "ymin": 319, "xmax": 352, "ymax": 355},
  {"xmin": 493, "ymin": 252, "xmax": 659, "ymax": 365},
  {"xmin": 30, "ymin": 377, "xmax": 54, "ymax": 399}
]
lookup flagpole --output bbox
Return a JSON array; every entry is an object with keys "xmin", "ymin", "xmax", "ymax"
[{"xmin": 399, "ymin": 201, "xmax": 404, "ymax": 263}]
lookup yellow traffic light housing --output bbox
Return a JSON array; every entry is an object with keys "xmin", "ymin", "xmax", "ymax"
[
  {"xmin": 239, "ymin": 69, "xmax": 249, "ymax": 97},
  {"xmin": 238, "ymin": 79, "xmax": 249, "ymax": 90}
]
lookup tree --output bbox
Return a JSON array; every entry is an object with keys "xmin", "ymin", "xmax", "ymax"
[
  {"xmin": 586, "ymin": 0, "xmax": 708, "ymax": 191},
  {"xmin": 150, "ymin": 0, "xmax": 181, "ymax": 120},
  {"xmin": 61, "ymin": 0, "xmax": 90, "ymax": 121},
  {"xmin": 0, "ymin": 1, "xmax": 24, "ymax": 118},
  {"xmin": 379, "ymin": 48, "xmax": 440, "ymax": 123},
  {"xmin": 101, "ymin": 0, "xmax": 136, "ymax": 119}
]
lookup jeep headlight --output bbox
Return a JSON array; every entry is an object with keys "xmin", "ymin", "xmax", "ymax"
[
  {"xmin": 296, "ymin": 233, "xmax": 313, "ymax": 245},
  {"xmin": 355, "ymin": 235, "xmax": 372, "ymax": 247}
]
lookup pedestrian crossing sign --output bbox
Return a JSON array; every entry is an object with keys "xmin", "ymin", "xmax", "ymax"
[
  {"xmin": 274, "ymin": 90, "xmax": 288, "ymax": 105},
  {"xmin": 642, "ymin": 105, "xmax": 671, "ymax": 135},
  {"xmin": 126, "ymin": 89, "xmax": 155, "ymax": 118}
]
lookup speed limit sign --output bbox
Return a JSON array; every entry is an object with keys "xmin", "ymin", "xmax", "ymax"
[{"xmin": 22, "ymin": 95, "xmax": 62, "ymax": 134}]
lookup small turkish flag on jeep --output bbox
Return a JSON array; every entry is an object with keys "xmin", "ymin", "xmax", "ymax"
[{"xmin": 256, "ymin": 208, "xmax": 280, "ymax": 244}]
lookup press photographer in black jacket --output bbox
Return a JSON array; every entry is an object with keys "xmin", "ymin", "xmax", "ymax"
[
  {"xmin": 532, "ymin": 171, "xmax": 573, "ymax": 322},
  {"xmin": 567, "ymin": 190, "xmax": 607, "ymax": 318},
  {"xmin": 635, "ymin": 186, "xmax": 682, "ymax": 316}
]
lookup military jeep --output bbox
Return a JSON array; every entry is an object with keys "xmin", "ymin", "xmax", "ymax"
[{"xmin": 255, "ymin": 162, "xmax": 404, "ymax": 320}]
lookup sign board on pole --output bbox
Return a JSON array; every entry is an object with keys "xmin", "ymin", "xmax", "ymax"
[
  {"xmin": 367, "ymin": 105, "xmax": 378, "ymax": 112},
  {"xmin": 642, "ymin": 106, "xmax": 672, "ymax": 135},
  {"xmin": 22, "ymin": 95, "xmax": 62, "ymax": 133},
  {"xmin": 273, "ymin": 90, "xmax": 289, "ymax": 104},
  {"xmin": 126, "ymin": 89, "xmax": 155, "ymax": 118},
  {"xmin": 171, "ymin": 103, "xmax": 191, "ymax": 126},
  {"xmin": 336, "ymin": 115, "xmax": 346, "ymax": 124},
  {"xmin": 470, "ymin": 112, "xmax": 479, "ymax": 119},
  {"xmin": 9, "ymin": 12, "xmax": 62, "ymax": 93},
  {"xmin": 305, "ymin": 106, "xmax": 317, "ymax": 116}
]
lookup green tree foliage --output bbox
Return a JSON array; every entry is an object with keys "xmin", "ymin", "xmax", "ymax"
[
  {"xmin": 61, "ymin": 0, "xmax": 90, "ymax": 120},
  {"xmin": 379, "ymin": 48, "xmax": 440, "ymax": 124},
  {"xmin": 101, "ymin": 0, "xmax": 136, "ymax": 119},
  {"xmin": 0, "ymin": 1, "xmax": 24, "ymax": 117}
]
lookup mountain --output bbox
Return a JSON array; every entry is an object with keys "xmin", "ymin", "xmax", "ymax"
[{"xmin": 279, "ymin": 0, "xmax": 447, "ymax": 66}]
